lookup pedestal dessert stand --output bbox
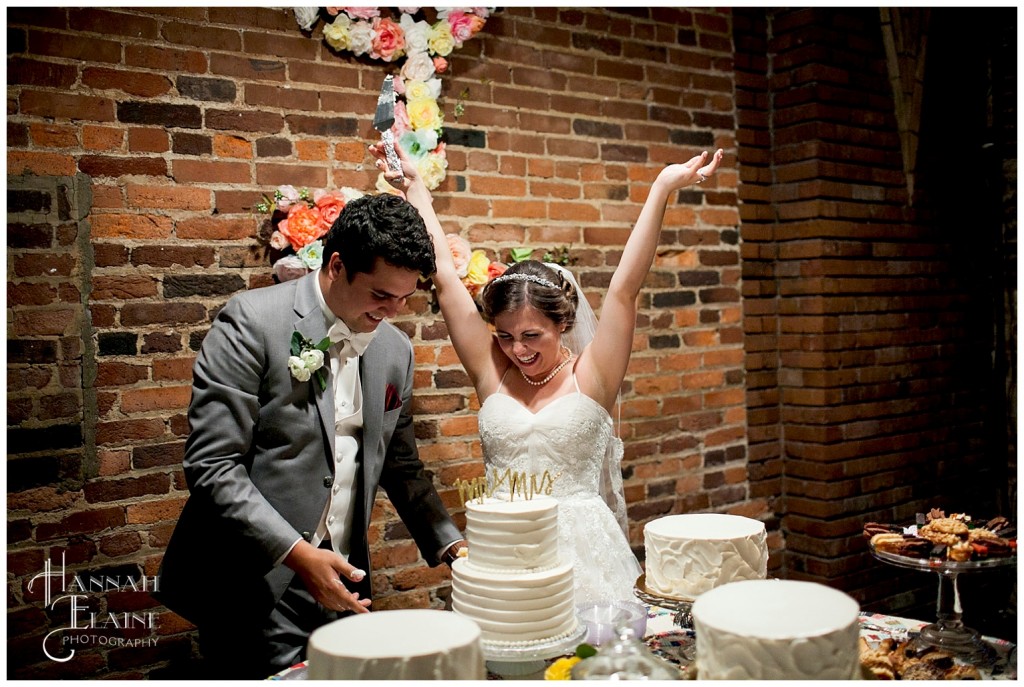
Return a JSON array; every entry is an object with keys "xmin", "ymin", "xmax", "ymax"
[
  {"xmin": 633, "ymin": 574, "xmax": 697, "ymax": 663},
  {"xmin": 869, "ymin": 544, "xmax": 1015, "ymax": 665},
  {"xmin": 481, "ymin": 622, "xmax": 588, "ymax": 678}
]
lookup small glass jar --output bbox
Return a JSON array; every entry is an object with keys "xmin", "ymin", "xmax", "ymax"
[{"xmin": 570, "ymin": 626, "xmax": 677, "ymax": 680}]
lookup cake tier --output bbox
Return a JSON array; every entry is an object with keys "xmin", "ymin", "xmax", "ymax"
[
  {"xmin": 307, "ymin": 609, "xmax": 486, "ymax": 680},
  {"xmin": 644, "ymin": 513, "xmax": 767, "ymax": 599},
  {"xmin": 692, "ymin": 579, "xmax": 860, "ymax": 680},
  {"xmin": 464, "ymin": 496, "xmax": 560, "ymax": 571},
  {"xmin": 451, "ymin": 559, "xmax": 577, "ymax": 644}
]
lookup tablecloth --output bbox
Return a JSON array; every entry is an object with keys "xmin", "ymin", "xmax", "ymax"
[{"xmin": 269, "ymin": 607, "xmax": 1017, "ymax": 680}]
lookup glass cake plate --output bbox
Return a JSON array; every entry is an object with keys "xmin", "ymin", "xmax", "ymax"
[{"xmin": 869, "ymin": 542, "xmax": 1016, "ymax": 665}]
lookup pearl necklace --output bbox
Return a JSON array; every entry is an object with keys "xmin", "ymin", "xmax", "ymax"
[{"xmin": 520, "ymin": 346, "xmax": 572, "ymax": 387}]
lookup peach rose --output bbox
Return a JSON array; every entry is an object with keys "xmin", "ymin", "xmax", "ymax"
[
  {"xmin": 370, "ymin": 17, "xmax": 405, "ymax": 61},
  {"xmin": 432, "ymin": 55, "xmax": 448, "ymax": 74},
  {"xmin": 446, "ymin": 234, "xmax": 471, "ymax": 278},
  {"xmin": 314, "ymin": 190, "xmax": 347, "ymax": 231},
  {"xmin": 278, "ymin": 204, "xmax": 326, "ymax": 252}
]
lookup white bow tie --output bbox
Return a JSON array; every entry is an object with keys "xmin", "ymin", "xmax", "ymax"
[{"xmin": 327, "ymin": 319, "xmax": 376, "ymax": 356}]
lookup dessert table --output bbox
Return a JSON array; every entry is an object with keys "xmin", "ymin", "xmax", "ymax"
[{"xmin": 269, "ymin": 606, "xmax": 1017, "ymax": 680}]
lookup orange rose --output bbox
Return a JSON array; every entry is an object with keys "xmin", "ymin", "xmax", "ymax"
[
  {"xmin": 486, "ymin": 261, "xmax": 508, "ymax": 281},
  {"xmin": 315, "ymin": 191, "xmax": 347, "ymax": 232},
  {"xmin": 278, "ymin": 204, "xmax": 326, "ymax": 252}
]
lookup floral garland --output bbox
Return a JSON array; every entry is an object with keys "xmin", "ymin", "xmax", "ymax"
[
  {"xmin": 294, "ymin": 7, "xmax": 493, "ymax": 191},
  {"xmin": 256, "ymin": 184, "xmax": 364, "ymax": 282}
]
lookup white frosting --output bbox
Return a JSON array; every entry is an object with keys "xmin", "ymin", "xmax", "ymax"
[
  {"xmin": 464, "ymin": 496, "xmax": 559, "ymax": 570},
  {"xmin": 644, "ymin": 513, "xmax": 767, "ymax": 599},
  {"xmin": 692, "ymin": 580, "xmax": 861, "ymax": 680},
  {"xmin": 307, "ymin": 609, "xmax": 486, "ymax": 680},
  {"xmin": 452, "ymin": 496, "xmax": 578, "ymax": 645}
]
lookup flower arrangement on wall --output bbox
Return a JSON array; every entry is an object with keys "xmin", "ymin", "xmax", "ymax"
[
  {"xmin": 294, "ymin": 7, "xmax": 493, "ymax": 190},
  {"xmin": 256, "ymin": 184, "xmax": 364, "ymax": 282}
]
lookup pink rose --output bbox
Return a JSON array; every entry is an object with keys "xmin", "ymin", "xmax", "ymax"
[
  {"xmin": 393, "ymin": 74, "xmax": 406, "ymax": 95},
  {"xmin": 343, "ymin": 7, "xmax": 380, "ymax": 20},
  {"xmin": 432, "ymin": 55, "xmax": 448, "ymax": 74},
  {"xmin": 370, "ymin": 17, "xmax": 405, "ymax": 61},
  {"xmin": 393, "ymin": 100, "xmax": 411, "ymax": 136},
  {"xmin": 314, "ymin": 190, "xmax": 347, "ymax": 230},
  {"xmin": 446, "ymin": 233, "xmax": 472, "ymax": 279},
  {"xmin": 275, "ymin": 184, "xmax": 301, "ymax": 211},
  {"xmin": 446, "ymin": 11, "xmax": 476, "ymax": 45}
]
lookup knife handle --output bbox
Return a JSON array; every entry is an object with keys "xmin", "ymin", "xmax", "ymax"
[{"xmin": 380, "ymin": 130, "xmax": 404, "ymax": 184}]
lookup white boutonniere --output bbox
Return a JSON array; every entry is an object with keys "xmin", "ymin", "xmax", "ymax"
[{"xmin": 289, "ymin": 331, "xmax": 330, "ymax": 391}]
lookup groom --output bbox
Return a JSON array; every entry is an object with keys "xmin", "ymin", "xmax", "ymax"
[{"xmin": 156, "ymin": 193, "xmax": 465, "ymax": 679}]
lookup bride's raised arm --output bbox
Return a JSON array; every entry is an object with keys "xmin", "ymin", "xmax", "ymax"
[
  {"xmin": 368, "ymin": 141, "xmax": 500, "ymax": 393},
  {"xmin": 582, "ymin": 149, "xmax": 725, "ymax": 410}
]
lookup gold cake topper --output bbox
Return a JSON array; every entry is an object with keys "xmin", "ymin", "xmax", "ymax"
[{"xmin": 454, "ymin": 468, "xmax": 560, "ymax": 507}]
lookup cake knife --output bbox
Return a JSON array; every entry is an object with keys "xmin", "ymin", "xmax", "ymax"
[{"xmin": 373, "ymin": 74, "xmax": 403, "ymax": 184}]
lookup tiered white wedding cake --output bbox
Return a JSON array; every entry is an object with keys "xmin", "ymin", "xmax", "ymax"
[
  {"xmin": 451, "ymin": 495, "xmax": 578, "ymax": 645},
  {"xmin": 692, "ymin": 579, "xmax": 861, "ymax": 679},
  {"xmin": 306, "ymin": 608, "xmax": 486, "ymax": 680},
  {"xmin": 643, "ymin": 513, "xmax": 767, "ymax": 599}
]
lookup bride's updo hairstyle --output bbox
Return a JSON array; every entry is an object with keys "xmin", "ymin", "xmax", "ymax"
[{"xmin": 481, "ymin": 260, "xmax": 578, "ymax": 332}]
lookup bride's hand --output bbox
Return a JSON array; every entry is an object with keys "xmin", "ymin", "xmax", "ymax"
[
  {"xmin": 368, "ymin": 140, "xmax": 422, "ymax": 193},
  {"xmin": 656, "ymin": 148, "xmax": 725, "ymax": 191}
]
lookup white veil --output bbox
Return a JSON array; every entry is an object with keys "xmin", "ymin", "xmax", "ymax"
[{"xmin": 545, "ymin": 263, "xmax": 629, "ymax": 538}]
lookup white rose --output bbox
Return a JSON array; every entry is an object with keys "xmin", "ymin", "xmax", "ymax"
[
  {"xmin": 424, "ymin": 77, "xmax": 442, "ymax": 100},
  {"xmin": 399, "ymin": 13, "xmax": 431, "ymax": 54},
  {"xmin": 348, "ymin": 21, "xmax": 374, "ymax": 56},
  {"xmin": 301, "ymin": 348, "xmax": 325, "ymax": 371},
  {"xmin": 401, "ymin": 49, "xmax": 436, "ymax": 84},
  {"xmin": 288, "ymin": 356, "xmax": 311, "ymax": 381}
]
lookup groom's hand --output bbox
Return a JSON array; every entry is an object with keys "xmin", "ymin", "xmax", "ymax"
[{"xmin": 284, "ymin": 540, "xmax": 372, "ymax": 614}]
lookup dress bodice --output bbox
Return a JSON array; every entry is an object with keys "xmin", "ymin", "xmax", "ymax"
[
  {"xmin": 477, "ymin": 384, "xmax": 615, "ymax": 498},
  {"xmin": 476, "ymin": 372, "xmax": 642, "ymax": 605}
]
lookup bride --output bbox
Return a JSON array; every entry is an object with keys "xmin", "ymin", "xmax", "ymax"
[{"xmin": 370, "ymin": 141, "xmax": 724, "ymax": 606}]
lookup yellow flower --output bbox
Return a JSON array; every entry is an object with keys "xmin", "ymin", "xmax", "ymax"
[
  {"xmin": 463, "ymin": 249, "xmax": 491, "ymax": 286},
  {"xmin": 544, "ymin": 656, "xmax": 582, "ymax": 680},
  {"xmin": 416, "ymin": 152, "xmax": 448, "ymax": 191},
  {"xmin": 322, "ymin": 14, "xmax": 353, "ymax": 52},
  {"xmin": 407, "ymin": 97, "xmax": 443, "ymax": 132},
  {"xmin": 405, "ymin": 79, "xmax": 434, "ymax": 103},
  {"xmin": 428, "ymin": 20, "xmax": 455, "ymax": 56}
]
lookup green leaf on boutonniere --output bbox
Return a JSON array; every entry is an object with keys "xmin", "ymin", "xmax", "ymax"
[
  {"xmin": 314, "ymin": 369, "xmax": 327, "ymax": 393},
  {"xmin": 315, "ymin": 337, "xmax": 330, "ymax": 351},
  {"xmin": 290, "ymin": 330, "xmax": 306, "ymax": 357}
]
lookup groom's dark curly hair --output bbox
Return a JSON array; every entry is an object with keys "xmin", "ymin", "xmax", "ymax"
[{"xmin": 325, "ymin": 193, "xmax": 435, "ymax": 281}]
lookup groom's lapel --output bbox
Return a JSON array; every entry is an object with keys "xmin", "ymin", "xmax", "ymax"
[{"xmin": 292, "ymin": 272, "xmax": 334, "ymax": 459}]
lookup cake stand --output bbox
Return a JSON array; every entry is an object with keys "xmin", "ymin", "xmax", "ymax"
[
  {"xmin": 481, "ymin": 622, "xmax": 588, "ymax": 678},
  {"xmin": 633, "ymin": 574, "xmax": 697, "ymax": 663},
  {"xmin": 869, "ymin": 544, "xmax": 1015, "ymax": 665}
]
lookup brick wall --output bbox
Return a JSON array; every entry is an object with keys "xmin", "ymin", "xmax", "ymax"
[
  {"xmin": 7, "ymin": 7, "xmax": 751, "ymax": 678},
  {"xmin": 735, "ymin": 6, "xmax": 1016, "ymax": 631}
]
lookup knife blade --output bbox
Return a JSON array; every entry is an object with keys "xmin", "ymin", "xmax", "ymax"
[{"xmin": 373, "ymin": 74, "xmax": 403, "ymax": 183}]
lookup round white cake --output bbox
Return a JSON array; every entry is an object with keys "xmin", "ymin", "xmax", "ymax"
[
  {"xmin": 451, "ymin": 495, "xmax": 578, "ymax": 646},
  {"xmin": 692, "ymin": 579, "xmax": 861, "ymax": 680},
  {"xmin": 307, "ymin": 609, "xmax": 486, "ymax": 680},
  {"xmin": 644, "ymin": 513, "xmax": 767, "ymax": 600}
]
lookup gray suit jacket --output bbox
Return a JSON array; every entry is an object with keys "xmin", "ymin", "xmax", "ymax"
[{"xmin": 155, "ymin": 271, "xmax": 460, "ymax": 626}]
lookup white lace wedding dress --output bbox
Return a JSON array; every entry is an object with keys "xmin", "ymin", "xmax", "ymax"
[{"xmin": 477, "ymin": 373, "xmax": 643, "ymax": 607}]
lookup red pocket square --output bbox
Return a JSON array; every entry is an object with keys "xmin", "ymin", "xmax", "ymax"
[{"xmin": 384, "ymin": 383, "xmax": 402, "ymax": 411}]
